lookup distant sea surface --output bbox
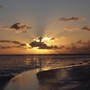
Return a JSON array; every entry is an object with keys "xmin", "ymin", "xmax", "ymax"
[{"xmin": 0, "ymin": 54, "xmax": 90, "ymax": 76}]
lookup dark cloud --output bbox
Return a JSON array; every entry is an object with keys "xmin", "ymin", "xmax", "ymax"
[
  {"xmin": 11, "ymin": 22, "xmax": 31, "ymax": 30},
  {"xmin": 38, "ymin": 36, "xmax": 43, "ymax": 42},
  {"xmin": 30, "ymin": 41, "xmax": 59, "ymax": 49},
  {"xmin": 59, "ymin": 16, "xmax": 87, "ymax": 22},
  {"xmin": 0, "ymin": 22, "xmax": 31, "ymax": 33},
  {"xmin": 30, "ymin": 41, "xmax": 47, "ymax": 48},
  {"xmin": 29, "ymin": 36, "xmax": 67, "ymax": 49},
  {"xmin": 39, "ymin": 45, "xmax": 59, "ymax": 49},
  {"xmin": 30, "ymin": 36, "xmax": 58, "ymax": 49}
]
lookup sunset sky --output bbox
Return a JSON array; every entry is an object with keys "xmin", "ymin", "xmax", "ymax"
[{"xmin": 0, "ymin": 0, "xmax": 90, "ymax": 54}]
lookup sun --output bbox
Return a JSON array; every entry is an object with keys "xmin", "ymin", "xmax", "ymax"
[
  {"xmin": 32, "ymin": 47, "xmax": 49, "ymax": 54},
  {"xmin": 26, "ymin": 43, "xmax": 31, "ymax": 50},
  {"xmin": 42, "ymin": 37, "xmax": 51, "ymax": 42},
  {"xmin": 33, "ymin": 36, "xmax": 53, "ymax": 42},
  {"xmin": 25, "ymin": 36, "xmax": 59, "ymax": 54},
  {"xmin": 26, "ymin": 43, "xmax": 49, "ymax": 54}
]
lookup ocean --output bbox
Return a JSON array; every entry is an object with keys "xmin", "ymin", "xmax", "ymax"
[{"xmin": 0, "ymin": 54, "xmax": 90, "ymax": 90}]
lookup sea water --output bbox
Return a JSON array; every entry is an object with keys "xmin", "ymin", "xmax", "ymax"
[{"xmin": 0, "ymin": 54, "xmax": 90, "ymax": 90}]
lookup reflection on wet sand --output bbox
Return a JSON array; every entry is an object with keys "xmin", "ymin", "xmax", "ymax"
[
  {"xmin": 4, "ymin": 69, "xmax": 39, "ymax": 90},
  {"xmin": 37, "ymin": 65, "xmax": 90, "ymax": 90}
]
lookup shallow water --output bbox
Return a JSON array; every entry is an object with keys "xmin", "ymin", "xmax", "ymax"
[{"xmin": 4, "ymin": 69, "xmax": 39, "ymax": 90}]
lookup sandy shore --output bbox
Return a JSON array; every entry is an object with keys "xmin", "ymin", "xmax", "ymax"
[{"xmin": 37, "ymin": 65, "xmax": 90, "ymax": 90}]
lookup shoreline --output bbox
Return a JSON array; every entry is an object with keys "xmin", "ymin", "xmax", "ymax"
[{"xmin": 1, "ymin": 64, "xmax": 90, "ymax": 90}]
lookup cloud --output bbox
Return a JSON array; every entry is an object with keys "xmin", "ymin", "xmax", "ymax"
[
  {"xmin": 65, "ymin": 40, "xmax": 90, "ymax": 54},
  {"xmin": 0, "ymin": 40, "xmax": 21, "ymax": 44},
  {"xmin": 30, "ymin": 41, "xmax": 47, "ymax": 48},
  {"xmin": 30, "ymin": 36, "xmax": 67, "ymax": 49},
  {"xmin": 0, "ymin": 39, "xmax": 27, "ymax": 49},
  {"xmin": 76, "ymin": 40, "xmax": 90, "ymax": 46},
  {"xmin": 81, "ymin": 26, "xmax": 90, "ymax": 31},
  {"xmin": 0, "ymin": 22, "xmax": 31, "ymax": 33},
  {"xmin": 0, "ymin": 40, "xmax": 11, "ymax": 43},
  {"xmin": 0, "ymin": 39, "xmax": 90, "ymax": 54},
  {"xmin": 29, "ymin": 38, "xmax": 90, "ymax": 54},
  {"xmin": 76, "ymin": 40, "xmax": 86, "ymax": 44},
  {"xmin": 11, "ymin": 22, "xmax": 31, "ymax": 30},
  {"xmin": 34, "ymin": 36, "xmax": 67, "ymax": 43},
  {"xmin": 64, "ymin": 26, "xmax": 90, "ymax": 32},
  {"xmin": 0, "ymin": 5, "xmax": 3, "ymax": 8},
  {"xmin": 76, "ymin": 40, "xmax": 82, "ymax": 44},
  {"xmin": 50, "ymin": 36, "xmax": 67, "ymax": 40},
  {"xmin": 59, "ymin": 16, "xmax": 87, "ymax": 22},
  {"xmin": 34, "ymin": 36, "xmax": 55, "ymax": 42},
  {"xmin": 30, "ymin": 40, "xmax": 59, "ymax": 49},
  {"xmin": 19, "ymin": 43, "xmax": 26, "ymax": 47},
  {"xmin": 64, "ymin": 26, "xmax": 80, "ymax": 31},
  {"xmin": 0, "ymin": 46, "xmax": 12, "ymax": 49},
  {"xmin": 11, "ymin": 40, "xmax": 21, "ymax": 44}
]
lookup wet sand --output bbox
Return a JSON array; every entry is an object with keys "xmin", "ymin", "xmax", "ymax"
[{"xmin": 37, "ymin": 65, "xmax": 90, "ymax": 90}]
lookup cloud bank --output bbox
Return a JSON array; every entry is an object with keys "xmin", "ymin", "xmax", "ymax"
[
  {"xmin": 0, "ymin": 40, "xmax": 26, "ymax": 49},
  {"xmin": 0, "ymin": 39, "xmax": 90, "ymax": 54}
]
